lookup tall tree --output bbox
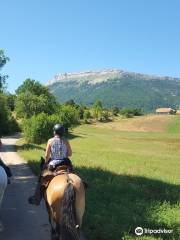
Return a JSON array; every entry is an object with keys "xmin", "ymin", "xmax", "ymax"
[
  {"xmin": 0, "ymin": 50, "xmax": 9, "ymax": 91},
  {"xmin": 15, "ymin": 79, "xmax": 58, "ymax": 118}
]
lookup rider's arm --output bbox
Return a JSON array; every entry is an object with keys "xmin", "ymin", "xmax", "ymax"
[
  {"xmin": 45, "ymin": 140, "xmax": 51, "ymax": 162},
  {"xmin": 66, "ymin": 140, "xmax": 72, "ymax": 157}
]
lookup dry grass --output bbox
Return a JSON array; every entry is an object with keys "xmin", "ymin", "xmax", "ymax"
[{"xmin": 93, "ymin": 114, "xmax": 173, "ymax": 132}]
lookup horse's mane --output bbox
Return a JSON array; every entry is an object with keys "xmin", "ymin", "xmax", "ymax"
[{"xmin": 59, "ymin": 182, "xmax": 79, "ymax": 240}]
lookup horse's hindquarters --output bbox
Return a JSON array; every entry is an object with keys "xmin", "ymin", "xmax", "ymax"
[
  {"xmin": 46, "ymin": 173, "xmax": 85, "ymax": 227},
  {"xmin": 0, "ymin": 166, "xmax": 7, "ymax": 208}
]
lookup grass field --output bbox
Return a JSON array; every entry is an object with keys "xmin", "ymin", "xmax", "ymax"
[{"xmin": 17, "ymin": 115, "xmax": 180, "ymax": 240}]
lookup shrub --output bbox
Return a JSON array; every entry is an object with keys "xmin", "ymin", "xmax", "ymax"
[
  {"xmin": 92, "ymin": 100, "xmax": 103, "ymax": 120},
  {"xmin": 100, "ymin": 110, "xmax": 111, "ymax": 122},
  {"xmin": 23, "ymin": 113, "xmax": 51, "ymax": 144},
  {"xmin": 120, "ymin": 108, "xmax": 143, "ymax": 118},
  {"xmin": 56, "ymin": 105, "xmax": 80, "ymax": 128},
  {"xmin": 78, "ymin": 107, "xmax": 84, "ymax": 119},
  {"xmin": 22, "ymin": 105, "xmax": 80, "ymax": 144},
  {"xmin": 83, "ymin": 110, "xmax": 91, "ymax": 123},
  {"xmin": 112, "ymin": 107, "xmax": 120, "ymax": 116}
]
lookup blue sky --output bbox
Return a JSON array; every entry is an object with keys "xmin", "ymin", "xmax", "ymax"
[{"xmin": 1, "ymin": 0, "xmax": 180, "ymax": 93}]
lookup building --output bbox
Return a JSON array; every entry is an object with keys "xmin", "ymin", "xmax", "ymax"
[
  {"xmin": 176, "ymin": 110, "xmax": 180, "ymax": 115},
  {"xmin": 155, "ymin": 108, "xmax": 175, "ymax": 115}
]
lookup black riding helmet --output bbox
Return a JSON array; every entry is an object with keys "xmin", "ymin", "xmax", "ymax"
[{"xmin": 53, "ymin": 124, "xmax": 65, "ymax": 136}]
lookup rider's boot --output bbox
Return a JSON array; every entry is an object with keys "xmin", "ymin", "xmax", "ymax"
[{"xmin": 28, "ymin": 182, "xmax": 43, "ymax": 206}]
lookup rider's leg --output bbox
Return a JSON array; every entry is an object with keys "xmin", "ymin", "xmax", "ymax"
[
  {"xmin": 28, "ymin": 179, "xmax": 44, "ymax": 205},
  {"xmin": 28, "ymin": 157, "xmax": 47, "ymax": 205}
]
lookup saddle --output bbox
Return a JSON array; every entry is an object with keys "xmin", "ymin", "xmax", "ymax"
[{"xmin": 40, "ymin": 165, "xmax": 71, "ymax": 188}]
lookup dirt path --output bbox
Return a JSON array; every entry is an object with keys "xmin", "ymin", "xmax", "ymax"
[{"xmin": 0, "ymin": 135, "xmax": 50, "ymax": 240}]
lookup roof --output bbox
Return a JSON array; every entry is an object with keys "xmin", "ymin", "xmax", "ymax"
[{"xmin": 155, "ymin": 108, "xmax": 175, "ymax": 113}]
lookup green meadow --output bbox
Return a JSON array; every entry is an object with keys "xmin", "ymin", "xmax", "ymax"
[{"xmin": 17, "ymin": 116, "xmax": 180, "ymax": 240}]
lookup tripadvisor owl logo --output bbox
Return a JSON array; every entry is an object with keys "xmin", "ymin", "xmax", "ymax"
[{"xmin": 135, "ymin": 227, "xmax": 143, "ymax": 236}]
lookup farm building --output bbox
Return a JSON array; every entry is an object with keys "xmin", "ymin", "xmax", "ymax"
[
  {"xmin": 176, "ymin": 110, "xmax": 180, "ymax": 115},
  {"xmin": 155, "ymin": 108, "xmax": 175, "ymax": 115}
]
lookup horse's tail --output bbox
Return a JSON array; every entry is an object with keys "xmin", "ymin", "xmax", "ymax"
[{"xmin": 59, "ymin": 179, "xmax": 79, "ymax": 240}]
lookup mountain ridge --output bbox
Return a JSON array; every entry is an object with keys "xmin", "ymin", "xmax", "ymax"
[
  {"xmin": 47, "ymin": 69, "xmax": 180, "ymax": 85},
  {"xmin": 47, "ymin": 69, "xmax": 180, "ymax": 112}
]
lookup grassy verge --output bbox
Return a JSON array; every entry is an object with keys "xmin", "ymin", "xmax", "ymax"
[{"xmin": 17, "ymin": 121, "xmax": 180, "ymax": 240}]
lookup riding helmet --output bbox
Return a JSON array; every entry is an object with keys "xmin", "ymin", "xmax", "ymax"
[{"xmin": 53, "ymin": 124, "xmax": 65, "ymax": 136}]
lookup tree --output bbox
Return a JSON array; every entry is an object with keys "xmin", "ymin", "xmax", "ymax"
[
  {"xmin": 100, "ymin": 110, "xmax": 111, "ymax": 122},
  {"xmin": 65, "ymin": 99, "xmax": 76, "ymax": 107},
  {"xmin": 23, "ymin": 113, "xmax": 52, "ymax": 144},
  {"xmin": 0, "ymin": 94, "xmax": 9, "ymax": 135},
  {"xmin": 16, "ymin": 78, "xmax": 51, "ymax": 96},
  {"xmin": 0, "ymin": 50, "xmax": 9, "ymax": 91},
  {"xmin": 7, "ymin": 93, "xmax": 16, "ymax": 111},
  {"xmin": 0, "ymin": 94, "xmax": 19, "ymax": 135},
  {"xmin": 56, "ymin": 105, "xmax": 80, "ymax": 128},
  {"xmin": 83, "ymin": 110, "xmax": 91, "ymax": 123},
  {"xmin": 15, "ymin": 79, "xmax": 58, "ymax": 118},
  {"xmin": 0, "ymin": 51, "xmax": 18, "ymax": 135},
  {"xmin": 93, "ymin": 100, "xmax": 103, "ymax": 120},
  {"xmin": 112, "ymin": 106, "xmax": 120, "ymax": 116},
  {"xmin": 120, "ymin": 108, "xmax": 143, "ymax": 118}
]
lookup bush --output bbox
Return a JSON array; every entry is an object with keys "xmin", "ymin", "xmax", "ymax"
[
  {"xmin": 78, "ymin": 107, "xmax": 84, "ymax": 119},
  {"xmin": 120, "ymin": 108, "xmax": 143, "ymax": 118},
  {"xmin": 92, "ymin": 100, "xmax": 103, "ymax": 120},
  {"xmin": 83, "ymin": 110, "xmax": 91, "ymax": 123},
  {"xmin": 112, "ymin": 107, "xmax": 120, "ymax": 116},
  {"xmin": 23, "ymin": 113, "xmax": 51, "ymax": 144},
  {"xmin": 57, "ymin": 105, "xmax": 80, "ymax": 128},
  {"xmin": 22, "ymin": 105, "xmax": 80, "ymax": 144},
  {"xmin": 100, "ymin": 110, "xmax": 111, "ymax": 122}
]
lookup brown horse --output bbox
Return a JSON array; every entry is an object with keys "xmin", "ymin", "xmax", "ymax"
[{"xmin": 45, "ymin": 173, "xmax": 85, "ymax": 240}]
